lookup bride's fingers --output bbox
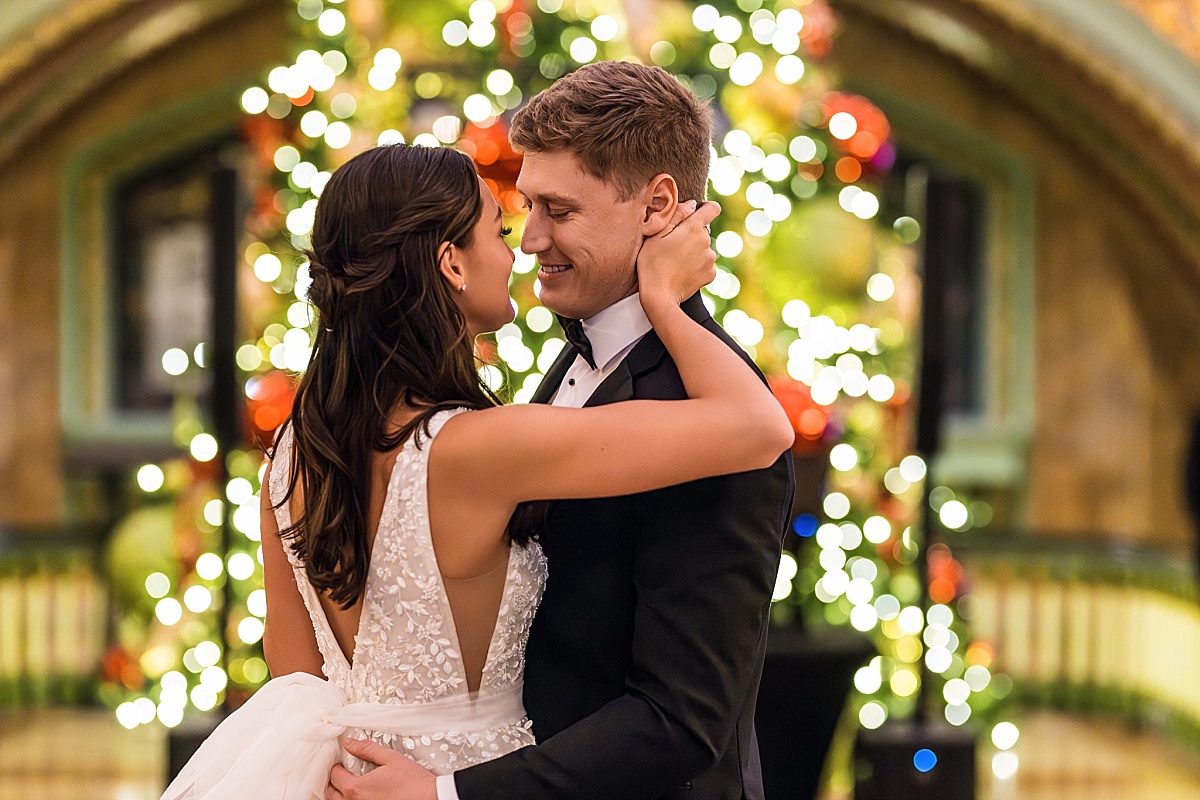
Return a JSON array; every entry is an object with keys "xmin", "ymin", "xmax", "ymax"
[
  {"xmin": 659, "ymin": 199, "xmax": 697, "ymax": 238},
  {"xmin": 685, "ymin": 200, "xmax": 721, "ymax": 231}
]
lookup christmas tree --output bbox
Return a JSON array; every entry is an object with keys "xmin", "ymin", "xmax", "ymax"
[{"xmin": 103, "ymin": 0, "xmax": 1015, "ymax": 775}]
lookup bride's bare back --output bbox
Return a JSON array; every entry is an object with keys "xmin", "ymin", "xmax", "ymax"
[
  {"xmin": 261, "ymin": 410, "xmax": 545, "ymax": 777},
  {"xmin": 280, "ymin": 412, "xmax": 511, "ymax": 694}
]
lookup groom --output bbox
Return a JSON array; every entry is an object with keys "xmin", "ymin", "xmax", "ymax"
[{"xmin": 330, "ymin": 61, "xmax": 794, "ymax": 800}]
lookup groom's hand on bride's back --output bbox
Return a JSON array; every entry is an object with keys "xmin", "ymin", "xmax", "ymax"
[{"xmin": 326, "ymin": 739, "xmax": 437, "ymax": 800}]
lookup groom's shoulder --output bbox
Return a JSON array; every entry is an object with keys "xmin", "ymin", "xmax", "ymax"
[
  {"xmin": 635, "ymin": 317, "xmax": 767, "ymax": 401},
  {"xmin": 703, "ymin": 316, "xmax": 760, "ymax": 371},
  {"xmin": 681, "ymin": 313, "xmax": 768, "ymax": 376}
]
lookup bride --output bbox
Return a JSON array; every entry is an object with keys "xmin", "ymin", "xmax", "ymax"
[{"xmin": 161, "ymin": 142, "xmax": 792, "ymax": 799}]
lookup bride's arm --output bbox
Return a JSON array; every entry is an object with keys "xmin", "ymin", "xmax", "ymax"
[
  {"xmin": 431, "ymin": 201, "xmax": 792, "ymax": 551},
  {"xmin": 260, "ymin": 460, "xmax": 325, "ymax": 679}
]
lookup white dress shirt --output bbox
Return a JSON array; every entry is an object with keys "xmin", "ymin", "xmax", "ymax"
[
  {"xmin": 550, "ymin": 292, "xmax": 653, "ymax": 408},
  {"xmin": 434, "ymin": 293, "xmax": 652, "ymax": 800}
]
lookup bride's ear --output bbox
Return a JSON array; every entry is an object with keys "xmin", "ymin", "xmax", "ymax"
[{"xmin": 437, "ymin": 241, "xmax": 467, "ymax": 293}]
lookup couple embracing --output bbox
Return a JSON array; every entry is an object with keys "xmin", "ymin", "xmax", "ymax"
[{"xmin": 165, "ymin": 60, "xmax": 795, "ymax": 800}]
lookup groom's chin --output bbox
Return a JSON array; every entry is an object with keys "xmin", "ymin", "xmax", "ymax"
[{"xmin": 535, "ymin": 285, "xmax": 580, "ymax": 318}]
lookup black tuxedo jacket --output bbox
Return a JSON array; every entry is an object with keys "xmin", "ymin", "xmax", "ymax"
[{"xmin": 456, "ymin": 294, "xmax": 795, "ymax": 800}]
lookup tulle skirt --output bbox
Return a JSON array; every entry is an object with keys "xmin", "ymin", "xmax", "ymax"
[{"xmin": 161, "ymin": 672, "xmax": 526, "ymax": 800}]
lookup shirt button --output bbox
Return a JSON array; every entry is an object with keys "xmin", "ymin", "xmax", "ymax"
[{"xmin": 568, "ymin": 378, "xmax": 576, "ymax": 386}]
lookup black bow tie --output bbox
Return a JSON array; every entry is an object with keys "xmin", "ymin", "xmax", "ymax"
[{"xmin": 557, "ymin": 315, "xmax": 597, "ymax": 370}]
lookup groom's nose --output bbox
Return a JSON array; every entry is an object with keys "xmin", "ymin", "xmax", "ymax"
[{"xmin": 519, "ymin": 208, "xmax": 552, "ymax": 255}]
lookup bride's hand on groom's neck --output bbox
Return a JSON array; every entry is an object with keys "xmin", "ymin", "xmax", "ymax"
[
  {"xmin": 326, "ymin": 739, "xmax": 437, "ymax": 800},
  {"xmin": 637, "ymin": 200, "xmax": 721, "ymax": 312}
]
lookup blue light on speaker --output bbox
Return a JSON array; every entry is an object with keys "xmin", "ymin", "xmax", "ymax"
[
  {"xmin": 792, "ymin": 513, "xmax": 818, "ymax": 538},
  {"xmin": 913, "ymin": 748, "xmax": 938, "ymax": 773}
]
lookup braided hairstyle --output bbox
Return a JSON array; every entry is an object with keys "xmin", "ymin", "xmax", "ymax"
[{"xmin": 273, "ymin": 144, "xmax": 499, "ymax": 609}]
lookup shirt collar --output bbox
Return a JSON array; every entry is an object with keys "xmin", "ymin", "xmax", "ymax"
[{"xmin": 581, "ymin": 293, "xmax": 653, "ymax": 371}]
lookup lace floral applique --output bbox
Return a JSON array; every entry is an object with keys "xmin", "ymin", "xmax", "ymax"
[{"xmin": 269, "ymin": 410, "xmax": 547, "ymax": 773}]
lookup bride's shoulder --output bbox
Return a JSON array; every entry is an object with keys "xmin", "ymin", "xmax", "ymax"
[
  {"xmin": 432, "ymin": 403, "xmax": 564, "ymax": 475},
  {"xmin": 429, "ymin": 404, "xmax": 518, "ymax": 455},
  {"xmin": 434, "ymin": 402, "xmax": 541, "ymax": 435}
]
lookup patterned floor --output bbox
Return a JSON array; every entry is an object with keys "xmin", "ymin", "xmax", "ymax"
[
  {"xmin": 1, "ymin": 707, "xmax": 1198, "ymax": 799},
  {"xmin": 0, "ymin": 708, "xmax": 163, "ymax": 799},
  {"xmin": 980, "ymin": 711, "xmax": 1200, "ymax": 800}
]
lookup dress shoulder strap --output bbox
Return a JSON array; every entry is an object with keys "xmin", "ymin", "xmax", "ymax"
[
  {"xmin": 267, "ymin": 424, "xmax": 294, "ymax": 510},
  {"xmin": 423, "ymin": 406, "xmax": 469, "ymax": 442}
]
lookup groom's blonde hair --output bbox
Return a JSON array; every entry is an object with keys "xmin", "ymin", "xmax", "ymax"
[{"xmin": 509, "ymin": 61, "xmax": 713, "ymax": 203}]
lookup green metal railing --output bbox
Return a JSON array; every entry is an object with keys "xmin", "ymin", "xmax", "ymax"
[
  {"xmin": 949, "ymin": 529, "xmax": 1200, "ymax": 749},
  {"xmin": 0, "ymin": 527, "xmax": 109, "ymax": 707}
]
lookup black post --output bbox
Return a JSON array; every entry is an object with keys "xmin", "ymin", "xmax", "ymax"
[
  {"xmin": 913, "ymin": 172, "xmax": 949, "ymax": 724},
  {"xmin": 210, "ymin": 165, "xmax": 240, "ymax": 686},
  {"xmin": 1184, "ymin": 412, "xmax": 1200, "ymax": 577},
  {"xmin": 855, "ymin": 167, "xmax": 976, "ymax": 800}
]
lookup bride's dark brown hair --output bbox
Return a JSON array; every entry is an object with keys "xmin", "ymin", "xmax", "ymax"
[{"xmin": 273, "ymin": 143, "xmax": 498, "ymax": 609}]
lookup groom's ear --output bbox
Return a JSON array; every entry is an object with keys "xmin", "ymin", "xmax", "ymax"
[{"xmin": 639, "ymin": 174, "xmax": 679, "ymax": 236}]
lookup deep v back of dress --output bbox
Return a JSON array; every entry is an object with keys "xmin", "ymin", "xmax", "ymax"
[
  {"xmin": 301, "ymin": 422, "xmax": 508, "ymax": 693},
  {"xmin": 268, "ymin": 408, "xmax": 547, "ymax": 773}
]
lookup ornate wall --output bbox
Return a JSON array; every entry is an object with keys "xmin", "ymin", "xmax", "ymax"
[
  {"xmin": 831, "ymin": 0, "xmax": 1200, "ymax": 552},
  {"xmin": 0, "ymin": 0, "xmax": 286, "ymax": 526},
  {"xmin": 3, "ymin": 0, "xmax": 1200, "ymax": 555}
]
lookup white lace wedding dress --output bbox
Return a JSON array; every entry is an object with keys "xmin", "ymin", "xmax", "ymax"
[{"xmin": 162, "ymin": 408, "xmax": 548, "ymax": 799}]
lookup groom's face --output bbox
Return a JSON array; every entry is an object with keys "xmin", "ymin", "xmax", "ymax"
[{"xmin": 516, "ymin": 150, "xmax": 645, "ymax": 320}]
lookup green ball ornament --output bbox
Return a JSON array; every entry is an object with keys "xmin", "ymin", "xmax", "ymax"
[
  {"xmin": 764, "ymin": 196, "xmax": 876, "ymax": 302},
  {"xmin": 105, "ymin": 504, "xmax": 179, "ymax": 610}
]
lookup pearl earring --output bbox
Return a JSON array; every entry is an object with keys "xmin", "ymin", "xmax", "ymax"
[{"xmin": 459, "ymin": 284, "xmax": 467, "ymax": 292}]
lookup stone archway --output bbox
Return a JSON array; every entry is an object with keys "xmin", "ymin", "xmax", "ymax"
[
  {"xmin": 832, "ymin": 0, "xmax": 1200, "ymax": 243},
  {"xmin": 0, "ymin": 0, "xmax": 285, "ymax": 525},
  {"xmin": 0, "ymin": 0, "xmax": 274, "ymax": 168}
]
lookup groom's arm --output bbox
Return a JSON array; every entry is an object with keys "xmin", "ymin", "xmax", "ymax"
[{"xmin": 452, "ymin": 457, "xmax": 792, "ymax": 800}]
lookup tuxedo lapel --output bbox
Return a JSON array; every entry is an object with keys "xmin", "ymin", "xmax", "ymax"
[
  {"xmin": 582, "ymin": 357, "xmax": 634, "ymax": 407},
  {"xmin": 580, "ymin": 292, "xmax": 712, "ymax": 408},
  {"xmin": 680, "ymin": 291, "xmax": 711, "ymax": 325},
  {"xmin": 529, "ymin": 342, "xmax": 578, "ymax": 405},
  {"xmin": 583, "ymin": 331, "xmax": 661, "ymax": 407}
]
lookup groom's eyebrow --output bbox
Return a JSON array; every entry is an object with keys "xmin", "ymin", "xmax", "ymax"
[{"xmin": 516, "ymin": 188, "xmax": 578, "ymax": 207}]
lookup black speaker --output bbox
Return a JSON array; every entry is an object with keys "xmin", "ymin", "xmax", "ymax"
[
  {"xmin": 757, "ymin": 625, "xmax": 874, "ymax": 800},
  {"xmin": 167, "ymin": 711, "xmax": 226, "ymax": 781},
  {"xmin": 855, "ymin": 720, "xmax": 976, "ymax": 800}
]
